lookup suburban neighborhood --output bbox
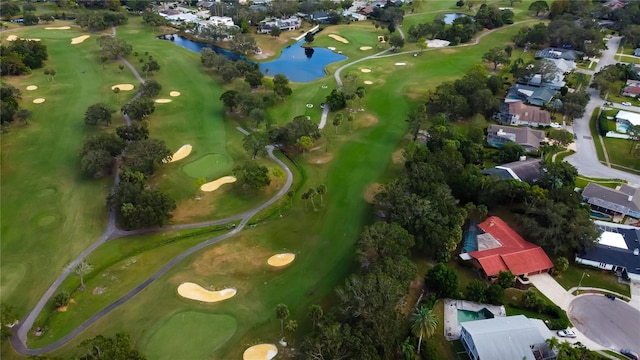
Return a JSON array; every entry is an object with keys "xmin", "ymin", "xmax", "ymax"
[{"xmin": 1, "ymin": 0, "xmax": 640, "ymax": 360}]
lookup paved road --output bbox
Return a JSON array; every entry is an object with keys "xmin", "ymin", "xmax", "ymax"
[
  {"xmin": 11, "ymin": 146, "xmax": 293, "ymax": 355},
  {"xmin": 569, "ymin": 295, "xmax": 640, "ymax": 353}
]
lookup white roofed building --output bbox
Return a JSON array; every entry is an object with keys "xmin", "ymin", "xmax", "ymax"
[{"xmin": 616, "ymin": 110, "xmax": 640, "ymax": 128}]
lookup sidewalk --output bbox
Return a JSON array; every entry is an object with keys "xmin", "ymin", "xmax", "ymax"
[
  {"xmin": 630, "ymin": 280, "xmax": 640, "ymax": 311},
  {"xmin": 529, "ymin": 273, "xmax": 575, "ymax": 310}
]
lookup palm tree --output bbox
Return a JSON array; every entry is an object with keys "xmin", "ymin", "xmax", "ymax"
[
  {"xmin": 113, "ymin": 87, "xmax": 121, "ymax": 103},
  {"xmin": 332, "ymin": 113, "xmax": 343, "ymax": 134},
  {"xmin": 400, "ymin": 337, "xmax": 416, "ymax": 360},
  {"xmin": 275, "ymin": 304, "xmax": 290, "ymax": 338},
  {"xmin": 287, "ymin": 190, "xmax": 294, "ymax": 205},
  {"xmin": 410, "ymin": 306, "xmax": 438, "ymax": 355},
  {"xmin": 284, "ymin": 319, "xmax": 298, "ymax": 343},
  {"xmin": 545, "ymin": 336, "xmax": 560, "ymax": 353},
  {"xmin": 346, "ymin": 113, "xmax": 355, "ymax": 133},
  {"xmin": 307, "ymin": 187, "xmax": 317, "ymax": 211},
  {"xmin": 316, "ymin": 184, "xmax": 326, "ymax": 206},
  {"xmin": 307, "ymin": 304, "xmax": 323, "ymax": 329},
  {"xmin": 74, "ymin": 260, "xmax": 93, "ymax": 290},
  {"xmin": 301, "ymin": 191, "xmax": 309, "ymax": 210}
]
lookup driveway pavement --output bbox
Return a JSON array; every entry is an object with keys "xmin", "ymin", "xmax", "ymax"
[
  {"xmin": 529, "ymin": 273, "xmax": 575, "ymax": 310},
  {"xmin": 630, "ymin": 280, "xmax": 640, "ymax": 310}
]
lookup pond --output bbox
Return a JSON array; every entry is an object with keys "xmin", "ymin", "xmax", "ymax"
[
  {"xmin": 443, "ymin": 13, "xmax": 474, "ymax": 24},
  {"xmin": 159, "ymin": 35, "xmax": 347, "ymax": 83}
]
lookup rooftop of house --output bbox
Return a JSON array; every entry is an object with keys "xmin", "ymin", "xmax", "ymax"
[
  {"xmin": 468, "ymin": 217, "xmax": 553, "ymax": 276},
  {"xmin": 507, "ymin": 101, "xmax": 551, "ymax": 125},
  {"xmin": 508, "ymin": 84, "xmax": 557, "ymax": 105},
  {"xmin": 535, "ymin": 47, "xmax": 584, "ymax": 61},
  {"xmin": 487, "ymin": 124, "xmax": 546, "ymax": 150},
  {"xmin": 616, "ymin": 110, "xmax": 640, "ymax": 126},
  {"xmin": 482, "ymin": 158, "xmax": 542, "ymax": 183},
  {"xmin": 582, "ymin": 182, "xmax": 640, "ymax": 213},
  {"xmin": 623, "ymin": 86, "xmax": 640, "ymax": 95},
  {"xmin": 577, "ymin": 221, "xmax": 640, "ymax": 277},
  {"xmin": 461, "ymin": 315, "xmax": 551, "ymax": 360}
]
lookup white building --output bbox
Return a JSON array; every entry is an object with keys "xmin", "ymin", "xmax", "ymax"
[
  {"xmin": 258, "ymin": 16, "xmax": 302, "ymax": 34},
  {"xmin": 616, "ymin": 110, "xmax": 640, "ymax": 129}
]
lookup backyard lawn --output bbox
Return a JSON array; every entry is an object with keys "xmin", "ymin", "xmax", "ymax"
[{"xmin": 554, "ymin": 264, "xmax": 631, "ymax": 297}]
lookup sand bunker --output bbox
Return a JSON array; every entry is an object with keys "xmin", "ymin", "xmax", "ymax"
[
  {"xmin": 25, "ymin": 38, "xmax": 41, "ymax": 41},
  {"xmin": 26, "ymin": 85, "xmax": 38, "ymax": 91},
  {"xmin": 45, "ymin": 26, "xmax": 71, "ymax": 30},
  {"xmin": 327, "ymin": 46, "xmax": 336, "ymax": 51},
  {"xmin": 169, "ymin": 91, "xmax": 181, "ymax": 97},
  {"xmin": 243, "ymin": 344, "xmax": 278, "ymax": 360},
  {"xmin": 33, "ymin": 98, "xmax": 45, "ymax": 104},
  {"xmin": 361, "ymin": 68, "xmax": 371, "ymax": 73},
  {"xmin": 328, "ymin": 34, "xmax": 349, "ymax": 44},
  {"xmin": 6, "ymin": 35, "xmax": 17, "ymax": 41},
  {"xmin": 111, "ymin": 84, "xmax": 134, "ymax": 91},
  {"xmin": 395, "ymin": 62, "xmax": 407, "ymax": 66},
  {"xmin": 200, "ymin": 176, "xmax": 237, "ymax": 192},
  {"xmin": 168, "ymin": 144, "xmax": 192, "ymax": 163},
  {"xmin": 359, "ymin": 46, "xmax": 373, "ymax": 50},
  {"xmin": 70, "ymin": 35, "xmax": 90, "ymax": 45},
  {"xmin": 177, "ymin": 282, "xmax": 236, "ymax": 303},
  {"xmin": 267, "ymin": 253, "xmax": 295, "ymax": 267},
  {"xmin": 426, "ymin": 39, "xmax": 450, "ymax": 48},
  {"xmin": 155, "ymin": 98, "xmax": 172, "ymax": 103},
  {"xmin": 364, "ymin": 80, "xmax": 373, "ymax": 85}
]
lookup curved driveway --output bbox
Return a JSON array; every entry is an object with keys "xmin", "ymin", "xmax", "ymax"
[{"xmin": 568, "ymin": 295, "xmax": 640, "ymax": 353}]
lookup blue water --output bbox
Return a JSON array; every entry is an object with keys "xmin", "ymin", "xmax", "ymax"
[
  {"xmin": 462, "ymin": 223, "xmax": 478, "ymax": 253},
  {"xmin": 457, "ymin": 308, "xmax": 494, "ymax": 323},
  {"xmin": 590, "ymin": 211, "xmax": 612, "ymax": 220},
  {"xmin": 619, "ymin": 125, "xmax": 629, "ymax": 133},
  {"xmin": 443, "ymin": 13, "xmax": 473, "ymax": 24},
  {"xmin": 160, "ymin": 35, "xmax": 347, "ymax": 83},
  {"xmin": 258, "ymin": 40, "xmax": 347, "ymax": 82}
]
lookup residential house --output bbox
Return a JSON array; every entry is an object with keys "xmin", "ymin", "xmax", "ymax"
[
  {"xmin": 582, "ymin": 182, "xmax": 640, "ymax": 219},
  {"xmin": 200, "ymin": 16, "xmax": 235, "ymax": 27},
  {"xmin": 575, "ymin": 221, "xmax": 640, "ymax": 281},
  {"xmin": 635, "ymin": 48, "xmax": 640, "ymax": 57},
  {"xmin": 343, "ymin": 10, "xmax": 367, "ymax": 21},
  {"xmin": 482, "ymin": 158, "xmax": 542, "ymax": 183},
  {"xmin": 310, "ymin": 12, "xmax": 331, "ymax": 24},
  {"xmin": 622, "ymin": 86, "xmax": 640, "ymax": 98},
  {"xmin": 461, "ymin": 216, "xmax": 554, "ymax": 279},
  {"xmin": 615, "ymin": 110, "xmax": 640, "ymax": 131},
  {"xmin": 460, "ymin": 315, "xmax": 555, "ymax": 360},
  {"xmin": 196, "ymin": 1, "xmax": 214, "ymax": 8},
  {"xmin": 359, "ymin": 5, "xmax": 374, "ymax": 15},
  {"xmin": 257, "ymin": 16, "xmax": 302, "ymax": 34},
  {"xmin": 507, "ymin": 84, "xmax": 556, "ymax": 107},
  {"xmin": 535, "ymin": 47, "xmax": 584, "ymax": 61},
  {"xmin": 546, "ymin": 58, "xmax": 577, "ymax": 74},
  {"xmin": 487, "ymin": 124, "xmax": 546, "ymax": 152},
  {"xmin": 497, "ymin": 100, "xmax": 551, "ymax": 127}
]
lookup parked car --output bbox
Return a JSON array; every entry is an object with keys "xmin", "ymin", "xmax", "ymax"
[
  {"xmin": 622, "ymin": 102, "xmax": 632, "ymax": 106},
  {"xmin": 557, "ymin": 329, "xmax": 577, "ymax": 338},
  {"xmin": 621, "ymin": 349, "xmax": 639, "ymax": 360}
]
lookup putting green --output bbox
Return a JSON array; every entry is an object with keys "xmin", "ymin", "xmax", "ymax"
[
  {"xmin": 182, "ymin": 153, "xmax": 232, "ymax": 179},
  {"xmin": 146, "ymin": 311, "xmax": 237, "ymax": 360}
]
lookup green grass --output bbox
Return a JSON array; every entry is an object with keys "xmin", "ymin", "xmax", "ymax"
[
  {"xmin": 553, "ymin": 264, "xmax": 630, "ymax": 297},
  {"xmin": 0, "ymin": 22, "xmax": 137, "ymax": 316},
  {"xmin": 604, "ymin": 350, "xmax": 633, "ymax": 360},
  {"xmin": 575, "ymin": 175, "xmax": 626, "ymax": 190},
  {"xmin": 602, "ymin": 137, "xmax": 640, "ymax": 173},
  {"xmin": 144, "ymin": 311, "xmax": 237, "ymax": 360},
  {"xmin": 589, "ymin": 107, "xmax": 607, "ymax": 163},
  {"xmin": 181, "ymin": 153, "xmax": 233, "ymax": 179}
]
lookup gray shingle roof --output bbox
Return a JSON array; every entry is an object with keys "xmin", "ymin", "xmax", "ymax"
[
  {"xmin": 582, "ymin": 183, "xmax": 640, "ymax": 213},
  {"xmin": 577, "ymin": 223, "xmax": 640, "ymax": 277}
]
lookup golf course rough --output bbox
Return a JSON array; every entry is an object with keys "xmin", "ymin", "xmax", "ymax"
[
  {"xmin": 243, "ymin": 344, "xmax": 278, "ymax": 360},
  {"xmin": 177, "ymin": 282, "xmax": 236, "ymax": 303},
  {"xmin": 267, "ymin": 253, "xmax": 295, "ymax": 267},
  {"xmin": 200, "ymin": 176, "xmax": 236, "ymax": 192}
]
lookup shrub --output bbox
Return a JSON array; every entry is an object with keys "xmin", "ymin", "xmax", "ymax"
[{"xmin": 53, "ymin": 292, "xmax": 70, "ymax": 308}]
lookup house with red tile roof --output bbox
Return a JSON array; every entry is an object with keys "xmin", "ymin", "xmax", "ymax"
[{"xmin": 464, "ymin": 216, "xmax": 553, "ymax": 279}]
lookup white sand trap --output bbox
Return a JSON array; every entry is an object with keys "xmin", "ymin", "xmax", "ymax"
[
  {"xmin": 200, "ymin": 176, "xmax": 237, "ymax": 192},
  {"xmin": 360, "ymin": 46, "xmax": 372, "ymax": 50},
  {"xmin": 45, "ymin": 26, "xmax": 70, "ymax": 30},
  {"xmin": 395, "ymin": 62, "xmax": 407, "ymax": 66},
  {"xmin": 26, "ymin": 85, "xmax": 38, "ymax": 91},
  {"xmin": 327, "ymin": 46, "xmax": 336, "ymax": 51},
  {"xmin": 155, "ymin": 98, "xmax": 172, "ymax": 103},
  {"xmin": 6, "ymin": 35, "xmax": 17, "ymax": 41},
  {"xmin": 243, "ymin": 344, "xmax": 278, "ymax": 360},
  {"xmin": 70, "ymin": 35, "xmax": 90, "ymax": 45},
  {"xmin": 361, "ymin": 68, "xmax": 371, "ymax": 73},
  {"xmin": 169, "ymin": 91, "xmax": 181, "ymax": 97},
  {"xmin": 364, "ymin": 81, "xmax": 373, "ymax": 85},
  {"xmin": 33, "ymin": 98, "xmax": 45, "ymax": 104},
  {"xmin": 177, "ymin": 282, "xmax": 236, "ymax": 303},
  {"xmin": 111, "ymin": 84, "xmax": 134, "ymax": 91},
  {"xmin": 25, "ymin": 38, "xmax": 41, "ymax": 41},
  {"xmin": 168, "ymin": 144, "xmax": 192, "ymax": 163},
  {"xmin": 328, "ymin": 34, "xmax": 349, "ymax": 44},
  {"xmin": 425, "ymin": 39, "xmax": 450, "ymax": 48},
  {"xmin": 267, "ymin": 253, "xmax": 295, "ymax": 267}
]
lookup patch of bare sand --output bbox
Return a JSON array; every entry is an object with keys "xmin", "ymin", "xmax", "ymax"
[
  {"xmin": 111, "ymin": 84, "xmax": 134, "ymax": 91},
  {"xmin": 177, "ymin": 282, "xmax": 236, "ymax": 303},
  {"xmin": 155, "ymin": 98, "xmax": 172, "ymax": 103},
  {"xmin": 26, "ymin": 85, "xmax": 38, "ymax": 91},
  {"xmin": 33, "ymin": 98, "xmax": 45, "ymax": 104},
  {"xmin": 364, "ymin": 80, "xmax": 373, "ymax": 85},
  {"xmin": 200, "ymin": 176, "xmax": 236, "ymax": 192},
  {"xmin": 328, "ymin": 34, "xmax": 349, "ymax": 44},
  {"xmin": 243, "ymin": 344, "xmax": 278, "ymax": 360},
  {"xmin": 364, "ymin": 183, "xmax": 383, "ymax": 204},
  {"xmin": 359, "ymin": 46, "xmax": 372, "ymax": 50},
  {"xmin": 70, "ymin": 35, "xmax": 90, "ymax": 44},
  {"xmin": 267, "ymin": 253, "xmax": 295, "ymax": 267},
  {"xmin": 6, "ymin": 35, "xmax": 17, "ymax": 41},
  {"xmin": 357, "ymin": 114, "xmax": 378, "ymax": 128},
  {"xmin": 45, "ymin": 26, "xmax": 71, "ymax": 30},
  {"xmin": 307, "ymin": 152, "xmax": 333, "ymax": 164},
  {"xmin": 360, "ymin": 68, "xmax": 372, "ymax": 73},
  {"xmin": 169, "ymin": 91, "xmax": 181, "ymax": 97},
  {"xmin": 168, "ymin": 144, "xmax": 192, "ymax": 163},
  {"xmin": 391, "ymin": 149, "xmax": 405, "ymax": 164}
]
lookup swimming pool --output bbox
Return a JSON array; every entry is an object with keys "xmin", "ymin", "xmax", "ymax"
[
  {"xmin": 457, "ymin": 308, "xmax": 494, "ymax": 323},
  {"xmin": 462, "ymin": 222, "xmax": 478, "ymax": 253},
  {"xmin": 590, "ymin": 211, "xmax": 612, "ymax": 220}
]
